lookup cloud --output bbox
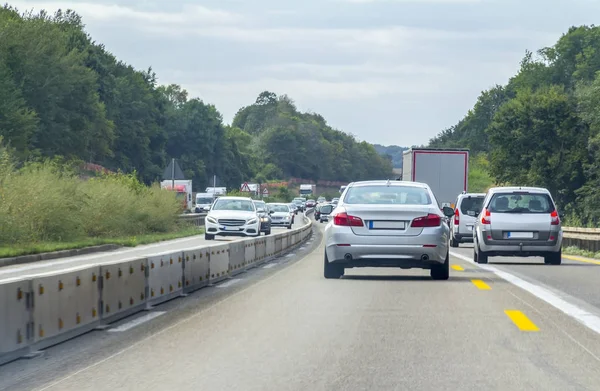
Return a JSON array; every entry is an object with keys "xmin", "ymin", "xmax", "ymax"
[{"xmin": 8, "ymin": 1, "xmax": 244, "ymax": 25}]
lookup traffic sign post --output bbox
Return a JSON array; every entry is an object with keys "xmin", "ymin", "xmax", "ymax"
[
  {"xmin": 241, "ymin": 182, "xmax": 251, "ymax": 192},
  {"xmin": 263, "ymin": 188, "xmax": 269, "ymax": 197}
]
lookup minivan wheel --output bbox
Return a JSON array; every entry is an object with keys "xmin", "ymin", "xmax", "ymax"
[
  {"xmin": 450, "ymin": 237, "xmax": 459, "ymax": 248},
  {"xmin": 431, "ymin": 252, "xmax": 450, "ymax": 280},
  {"xmin": 544, "ymin": 250, "xmax": 562, "ymax": 265},
  {"xmin": 324, "ymin": 252, "xmax": 344, "ymax": 279}
]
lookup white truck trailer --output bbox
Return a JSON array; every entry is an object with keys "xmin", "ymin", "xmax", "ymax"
[{"xmin": 402, "ymin": 148, "xmax": 469, "ymax": 208}]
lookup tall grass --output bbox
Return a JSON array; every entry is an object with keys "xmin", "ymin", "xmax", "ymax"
[{"xmin": 0, "ymin": 145, "xmax": 181, "ymax": 245}]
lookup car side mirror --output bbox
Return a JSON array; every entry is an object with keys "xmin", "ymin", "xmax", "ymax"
[
  {"xmin": 269, "ymin": 210, "xmax": 274, "ymax": 214},
  {"xmin": 442, "ymin": 206, "xmax": 454, "ymax": 218}
]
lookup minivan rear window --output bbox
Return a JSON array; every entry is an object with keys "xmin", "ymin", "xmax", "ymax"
[
  {"xmin": 460, "ymin": 196, "xmax": 484, "ymax": 216},
  {"xmin": 488, "ymin": 192, "xmax": 554, "ymax": 213},
  {"xmin": 343, "ymin": 185, "xmax": 431, "ymax": 205},
  {"xmin": 320, "ymin": 205, "xmax": 333, "ymax": 214}
]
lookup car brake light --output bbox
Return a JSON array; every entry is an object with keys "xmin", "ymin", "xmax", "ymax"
[
  {"xmin": 333, "ymin": 212, "xmax": 364, "ymax": 227},
  {"xmin": 550, "ymin": 210, "xmax": 560, "ymax": 225},
  {"xmin": 411, "ymin": 214, "xmax": 441, "ymax": 228},
  {"xmin": 481, "ymin": 208, "xmax": 491, "ymax": 225},
  {"xmin": 454, "ymin": 208, "xmax": 459, "ymax": 225}
]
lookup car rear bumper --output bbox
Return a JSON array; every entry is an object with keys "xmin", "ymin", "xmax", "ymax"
[
  {"xmin": 325, "ymin": 227, "xmax": 448, "ymax": 267},
  {"xmin": 478, "ymin": 231, "xmax": 562, "ymax": 255}
]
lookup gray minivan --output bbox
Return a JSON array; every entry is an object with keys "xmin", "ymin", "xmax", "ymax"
[{"xmin": 450, "ymin": 193, "xmax": 485, "ymax": 247}]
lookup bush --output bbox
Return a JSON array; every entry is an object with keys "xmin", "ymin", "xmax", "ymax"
[{"xmin": 0, "ymin": 150, "xmax": 181, "ymax": 245}]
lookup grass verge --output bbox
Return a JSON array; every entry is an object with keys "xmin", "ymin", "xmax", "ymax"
[
  {"xmin": 0, "ymin": 225, "xmax": 204, "ymax": 258},
  {"xmin": 563, "ymin": 245, "xmax": 600, "ymax": 260}
]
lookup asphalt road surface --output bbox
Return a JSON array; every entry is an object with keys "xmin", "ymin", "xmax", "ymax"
[
  {"xmin": 0, "ymin": 219, "xmax": 303, "ymax": 282},
  {"xmin": 2, "ymin": 223, "xmax": 600, "ymax": 391}
]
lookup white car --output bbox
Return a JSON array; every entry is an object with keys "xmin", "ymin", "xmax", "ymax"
[
  {"xmin": 267, "ymin": 203, "xmax": 294, "ymax": 229},
  {"xmin": 204, "ymin": 196, "xmax": 260, "ymax": 240}
]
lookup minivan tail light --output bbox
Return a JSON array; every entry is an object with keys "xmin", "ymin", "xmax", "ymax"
[
  {"xmin": 411, "ymin": 214, "xmax": 441, "ymax": 228},
  {"xmin": 550, "ymin": 210, "xmax": 560, "ymax": 225},
  {"xmin": 454, "ymin": 208, "xmax": 459, "ymax": 225},
  {"xmin": 333, "ymin": 212, "xmax": 364, "ymax": 227},
  {"xmin": 481, "ymin": 208, "xmax": 491, "ymax": 225}
]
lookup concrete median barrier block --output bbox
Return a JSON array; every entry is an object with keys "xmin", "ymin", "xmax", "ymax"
[
  {"xmin": 208, "ymin": 243, "xmax": 230, "ymax": 285},
  {"xmin": 100, "ymin": 257, "xmax": 148, "ymax": 324},
  {"xmin": 183, "ymin": 247, "xmax": 210, "ymax": 293},
  {"xmin": 31, "ymin": 265, "xmax": 101, "ymax": 350},
  {"xmin": 274, "ymin": 234, "xmax": 283, "ymax": 255},
  {"xmin": 228, "ymin": 241, "xmax": 245, "ymax": 277},
  {"xmin": 254, "ymin": 238, "xmax": 267, "ymax": 265},
  {"xmin": 266, "ymin": 236, "xmax": 276, "ymax": 258},
  {"xmin": 147, "ymin": 251, "xmax": 184, "ymax": 307},
  {"xmin": 244, "ymin": 240, "xmax": 256, "ymax": 269},
  {"xmin": 0, "ymin": 278, "xmax": 33, "ymax": 365}
]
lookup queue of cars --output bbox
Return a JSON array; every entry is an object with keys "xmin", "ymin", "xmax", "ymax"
[{"xmin": 322, "ymin": 181, "xmax": 564, "ymax": 279}]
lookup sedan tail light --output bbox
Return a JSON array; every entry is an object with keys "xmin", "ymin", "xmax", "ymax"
[
  {"xmin": 411, "ymin": 214, "xmax": 441, "ymax": 228},
  {"xmin": 550, "ymin": 210, "xmax": 560, "ymax": 225},
  {"xmin": 481, "ymin": 208, "xmax": 491, "ymax": 225},
  {"xmin": 454, "ymin": 208, "xmax": 459, "ymax": 225},
  {"xmin": 333, "ymin": 212, "xmax": 364, "ymax": 227}
]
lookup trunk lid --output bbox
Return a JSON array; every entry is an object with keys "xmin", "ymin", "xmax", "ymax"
[{"xmin": 343, "ymin": 204, "xmax": 434, "ymax": 236}]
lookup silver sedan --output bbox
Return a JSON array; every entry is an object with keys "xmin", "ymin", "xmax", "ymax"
[{"xmin": 323, "ymin": 180, "xmax": 454, "ymax": 280}]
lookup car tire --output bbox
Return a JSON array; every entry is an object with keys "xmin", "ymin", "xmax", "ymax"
[
  {"xmin": 544, "ymin": 250, "xmax": 562, "ymax": 265},
  {"xmin": 431, "ymin": 252, "xmax": 450, "ymax": 280},
  {"xmin": 287, "ymin": 224, "xmax": 292, "ymax": 230},
  {"xmin": 265, "ymin": 229, "xmax": 271, "ymax": 235},
  {"xmin": 324, "ymin": 252, "xmax": 344, "ymax": 279},
  {"xmin": 477, "ymin": 249, "xmax": 488, "ymax": 264},
  {"xmin": 450, "ymin": 236, "xmax": 459, "ymax": 248},
  {"xmin": 205, "ymin": 233, "xmax": 215, "ymax": 241}
]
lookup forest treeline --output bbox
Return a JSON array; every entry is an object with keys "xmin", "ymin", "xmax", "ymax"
[
  {"xmin": 429, "ymin": 25, "xmax": 600, "ymax": 225},
  {"xmin": 0, "ymin": 5, "xmax": 393, "ymax": 192}
]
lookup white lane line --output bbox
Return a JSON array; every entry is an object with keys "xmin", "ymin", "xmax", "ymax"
[
  {"xmin": 216, "ymin": 279, "xmax": 241, "ymax": 288},
  {"xmin": 262, "ymin": 263, "xmax": 278, "ymax": 269},
  {"xmin": 299, "ymin": 247, "xmax": 306, "ymax": 250},
  {"xmin": 286, "ymin": 253, "xmax": 295, "ymax": 257},
  {"xmin": 450, "ymin": 251, "xmax": 600, "ymax": 335},
  {"xmin": 107, "ymin": 312, "xmax": 166, "ymax": 333}
]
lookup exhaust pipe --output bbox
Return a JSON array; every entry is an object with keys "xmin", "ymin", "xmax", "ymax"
[
  {"xmin": 344, "ymin": 253, "xmax": 353, "ymax": 262},
  {"xmin": 421, "ymin": 254, "xmax": 429, "ymax": 261}
]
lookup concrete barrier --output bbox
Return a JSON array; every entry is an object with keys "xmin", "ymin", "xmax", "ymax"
[
  {"xmin": 0, "ymin": 211, "xmax": 312, "ymax": 365},
  {"xmin": 0, "ymin": 277, "xmax": 32, "ymax": 365},
  {"xmin": 182, "ymin": 247, "xmax": 209, "ymax": 293},
  {"xmin": 100, "ymin": 257, "xmax": 148, "ymax": 324},
  {"xmin": 147, "ymin": 251, "xmax": 184, "ymax": 307},
  {"xmin": 208, "ymin": 243, "xmax": 230, "ymax": 285},
  {"xmin": 31, "ymin": 265, "xmax": 100, "ymax": 350}
]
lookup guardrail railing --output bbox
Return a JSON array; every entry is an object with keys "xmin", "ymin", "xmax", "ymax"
[
  {"xmin": 179, "ymin": 213, "xmax": 207, "ymax": 226},
  {"xmin": 562, "ymin": 226, "xmax": 600, "ymax": 252},
  {"xmin": 0, "ymin": 210, "xmax": 314, "ymax": 365}
]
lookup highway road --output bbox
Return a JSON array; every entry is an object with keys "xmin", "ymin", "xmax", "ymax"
[
  {"xmin": 2, "ymin": 222, "xmax": 600, "ymax": 390},
  {"xmin": 0, "ymin": 220, "xmax": 303, "ymax": 282}
]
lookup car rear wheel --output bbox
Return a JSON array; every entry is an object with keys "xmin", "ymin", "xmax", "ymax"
[
  {"xmin": 205, "ymin": 233, "xmax": 214, "ymax": 241},
  {"xmin": 544, "ymin": 250, "xmax": 562, "ymax": 265},
  {"xmin": 431, "ymin": 252, "xmax": 450, "ymax": 280},
  {"xmin": 450, "ymin": 236, "xmax": 459, "ymax": 248},
  {"xmin": 265, "ymin": 229, "xmax": 271, "ymax": 235},
  {"xmin": 474, "ymin": 238, "xmax": 488, "ymax": 264},
  {"xmin": 287, "ymin": 224, "xmax": 292, "ymax": 229},
  {"xmin": 324, "ymin": 252, "xmax": 344, "ymax": 279}
]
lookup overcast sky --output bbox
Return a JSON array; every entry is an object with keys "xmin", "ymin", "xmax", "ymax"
[{"xmin": 8, "ymin": 0, "xmax": 600, "ymax": 147}]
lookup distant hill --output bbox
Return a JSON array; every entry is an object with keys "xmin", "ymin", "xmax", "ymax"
[{"xmin": 372, "ymin": 144, "xmax": 408, "ymax": 168}]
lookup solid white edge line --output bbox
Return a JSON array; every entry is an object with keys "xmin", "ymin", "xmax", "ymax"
[
  {"xmin": 107, "ymin": 312, "xmax": 166, "ymax": 333},
  {"xmin": 450, "ymin": 251, "xmax": 600, "ymax": 335},
  {"xmin": 216, "ymin": 279, "xmax": 242, "ymax": 288}
]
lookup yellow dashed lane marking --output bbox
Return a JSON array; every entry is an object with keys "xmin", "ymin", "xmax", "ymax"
[
  {"xmin": 562, "ymin": 254, "xmax": 600, "ymax": 266},
  {"xmin": 504, "ymin": 310, "xmax": 539, "ymax": 332},
  {"xmin": 451, "ymin": 265, "xmax": 464, "ymax": 271},
  {"xmin": 471, "ymin": 279, "xmax": 491, "ymax": 290}
]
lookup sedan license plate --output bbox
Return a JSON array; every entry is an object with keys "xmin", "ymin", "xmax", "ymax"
[
  {"xmin": 221, "ymin": 226, "xmax": 236, "ymax": 231},
  {"xmin": 369, "ymin": 221, "xmax": 405, "ymax": 230},
  {"xmin": 507, "ymin": 232, "xmax": 533, "ymax": 239}
]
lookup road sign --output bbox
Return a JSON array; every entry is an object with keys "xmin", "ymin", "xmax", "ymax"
[
  {"xmin": 241, "ymin": 182, "xmax": 251, "ymax": 192},
  {"xmin": 263, "ymin": 188, "xmax": 269, "ymax": 196}
]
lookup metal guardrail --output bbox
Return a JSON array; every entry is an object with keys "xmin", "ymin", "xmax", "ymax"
[
  {"xmin": 562, "ymin": 227, "xmax": 600, "ymax": 252},
  {"xmin": 179, "ymin": 213, "xmax": 207, "ymax": 227}
]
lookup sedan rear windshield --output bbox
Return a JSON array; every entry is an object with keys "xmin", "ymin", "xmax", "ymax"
[
  {"xmin": 488, "ymin": 193, "xmax": 554, "ymax": 213},
  {"xmin": 460, "ymin": 196, "xmax": 484, "ymax": 216},
  {"xmin": 343, "ymin": 185, "xmax": 431, "ymax": 205},
  {"xmin": 269, "ymin": 204, "xmax": 289, "ymax": 212},
  {"xmin": 320, "ymin": 205, "xmax": 333, "ymax": 214}
]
